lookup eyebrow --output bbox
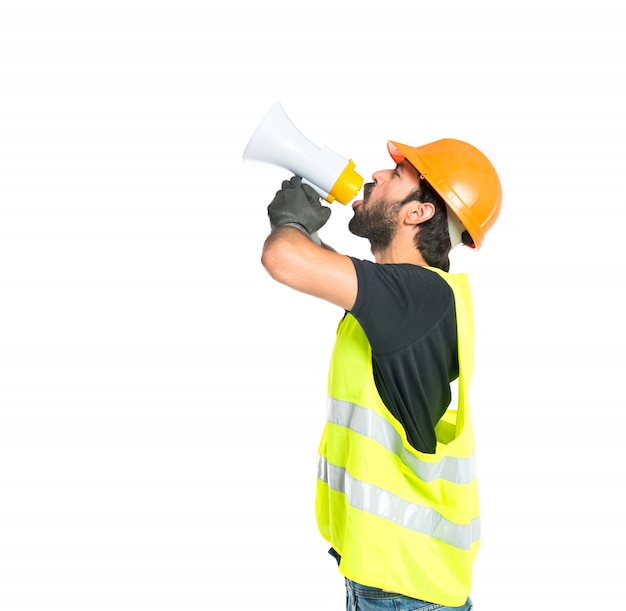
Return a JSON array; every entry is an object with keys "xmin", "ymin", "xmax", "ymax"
[
  {"xmin": 396, "ymin": 161, "xmax": 411, "ymax": 175},
  {"xmin": 399, "ymin": 159, "xmax": 420, "ymax": 179}
]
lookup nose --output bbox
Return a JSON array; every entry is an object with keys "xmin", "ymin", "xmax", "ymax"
[{"xmin": 371, "ymin": 169, "xmax": 388, "ymax": 185}]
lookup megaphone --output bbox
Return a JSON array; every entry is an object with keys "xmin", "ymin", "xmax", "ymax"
[{"xmin": 242, "ymin": 102, "xmax": 363, "ymax": 204}]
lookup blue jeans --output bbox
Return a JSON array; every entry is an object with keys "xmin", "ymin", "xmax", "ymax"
[{"xmin": 345, "ymin": 578, "xmax": 473, "ymax": 611}]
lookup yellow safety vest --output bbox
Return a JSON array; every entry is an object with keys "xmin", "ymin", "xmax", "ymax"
[{"xmin": 315, "ymin": 268, "xmax": 480, "ymax": 607}]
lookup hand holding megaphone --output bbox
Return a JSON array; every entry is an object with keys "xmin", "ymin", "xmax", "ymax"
[
  {"xmin": 267, "ymin": 176, "xmax": 332, "ymax": 247},
  {"xmin": 242, "ymin": 102, "xmax": 363, "ymax": 205}
]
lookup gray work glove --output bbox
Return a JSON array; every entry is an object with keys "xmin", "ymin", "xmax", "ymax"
[{"xmin": 268, "ymin": 176, "xmax": 332, "ymax": 237}]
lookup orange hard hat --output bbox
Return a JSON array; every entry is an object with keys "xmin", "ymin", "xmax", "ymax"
[{"xmin": 387, "ymin": 139, "xmax": 502, "ymax": 249}]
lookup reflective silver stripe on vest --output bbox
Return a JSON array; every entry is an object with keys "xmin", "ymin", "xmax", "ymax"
[
  {"xmin": 328, "ymin": 398, "xmax": 476, "ymax": 484},
  {"xmin": 318, "ymin": 457, "xmax": 480, "ymax": 550}
]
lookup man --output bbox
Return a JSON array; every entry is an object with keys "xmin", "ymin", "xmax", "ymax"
[{"xmin": 261, "ymin": 138, "xmax": 501, "ymax": 610}]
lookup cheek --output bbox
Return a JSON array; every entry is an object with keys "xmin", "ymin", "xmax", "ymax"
[{"xmin": 365, "ymin": 189, "xmax": 385, "ymax": 207}]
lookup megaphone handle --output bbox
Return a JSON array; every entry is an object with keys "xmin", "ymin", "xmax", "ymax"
[{"xmin": 301, "ymin": 177, "xmax": 331, "ymax": 202}]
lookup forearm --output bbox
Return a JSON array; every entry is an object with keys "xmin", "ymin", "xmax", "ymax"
[
  {"xmin": 261, "ymin": 226, "xmax": 318, "ymax": 287},
  {"xmin": 270, "ymin": 222, "xmax": 337, "ymax": 251},
  {"xmin": 263, "ymin": 225, "xmax": 335, "ymax": 256},
  {"xmin": 261, "ymin": 226, "xmax": 356, "ymax": 309},
  {"xmin": 263, "ymin": 225, "xmax": 315, "ymax": 252}
]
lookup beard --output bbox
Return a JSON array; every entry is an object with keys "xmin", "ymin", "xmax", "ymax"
[{"xmin": 348, "ymin": 184, "xmax": 401, "ymax": 252}]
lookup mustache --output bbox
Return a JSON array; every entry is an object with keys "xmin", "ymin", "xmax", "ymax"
[{"xmin": 363, "ymin": 182, "xmax": 375, "ymax": 201}]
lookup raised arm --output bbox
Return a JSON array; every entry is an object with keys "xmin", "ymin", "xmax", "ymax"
[{"xmin": 261, "ymin": 177, "xmax": 358, "ymax": 311}]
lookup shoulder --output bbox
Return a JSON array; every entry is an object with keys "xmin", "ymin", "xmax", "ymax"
[
  {"xmin": 348, "ymin": 258, "xmax": 455, "ymax": 350},
  {"xmin": 349, "ymin": 258, "xmax": 453, "ymax": 311}
]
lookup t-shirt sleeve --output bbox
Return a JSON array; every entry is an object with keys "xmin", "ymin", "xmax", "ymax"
[{"xmin": 349, "ymin": 258, "xmax": 453, "ymax": 355}]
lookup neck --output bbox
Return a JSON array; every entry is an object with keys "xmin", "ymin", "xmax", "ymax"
[
  {"xmin": 372, "ymin": 241, "xmax": 428, "ymax": 266},
  {"xmin": 371, "ymin": 226, "xmax": 429, "ymax": 264}
]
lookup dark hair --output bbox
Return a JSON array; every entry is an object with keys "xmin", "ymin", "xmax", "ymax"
[
  {"xmin": 404, "ymin": 178, "xmax": 451, "ymax": 272},
  {"xmin": 461, "ymin": 230, "xmax": 475, "ymax": 248}
]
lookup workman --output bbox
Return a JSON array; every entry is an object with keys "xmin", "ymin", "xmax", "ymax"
[{"xmin": 261, "ymin": 137, "xmax": 501, "ymax": 610}]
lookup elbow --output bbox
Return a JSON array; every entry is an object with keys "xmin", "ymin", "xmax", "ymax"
[
  {"xmin": 261, "ymin": 237, "xmax": 294, "ymax": 283},
  {"xmin": 260, "ymin": 243, "xmax": 278, "ymax": 278}
]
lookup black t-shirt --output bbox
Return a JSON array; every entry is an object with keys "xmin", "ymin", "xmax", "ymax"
[{"xmin": 348, "ymin": 258, "xmax": 459, "ymax": 454}]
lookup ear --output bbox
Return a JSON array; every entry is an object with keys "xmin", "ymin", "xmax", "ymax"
[{"xmin": 403, "ymin": 201, "xmax": 435, "ymax": 227}]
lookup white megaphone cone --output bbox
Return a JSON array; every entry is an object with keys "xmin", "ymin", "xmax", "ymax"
[{"xmin": 242, "ymin": 102, "xmax": 363, "ymax": 204}]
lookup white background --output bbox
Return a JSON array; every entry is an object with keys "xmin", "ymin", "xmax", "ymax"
[{"xmin": 1, "ymin": 1, "xmax": 625, "ymax": 609}]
